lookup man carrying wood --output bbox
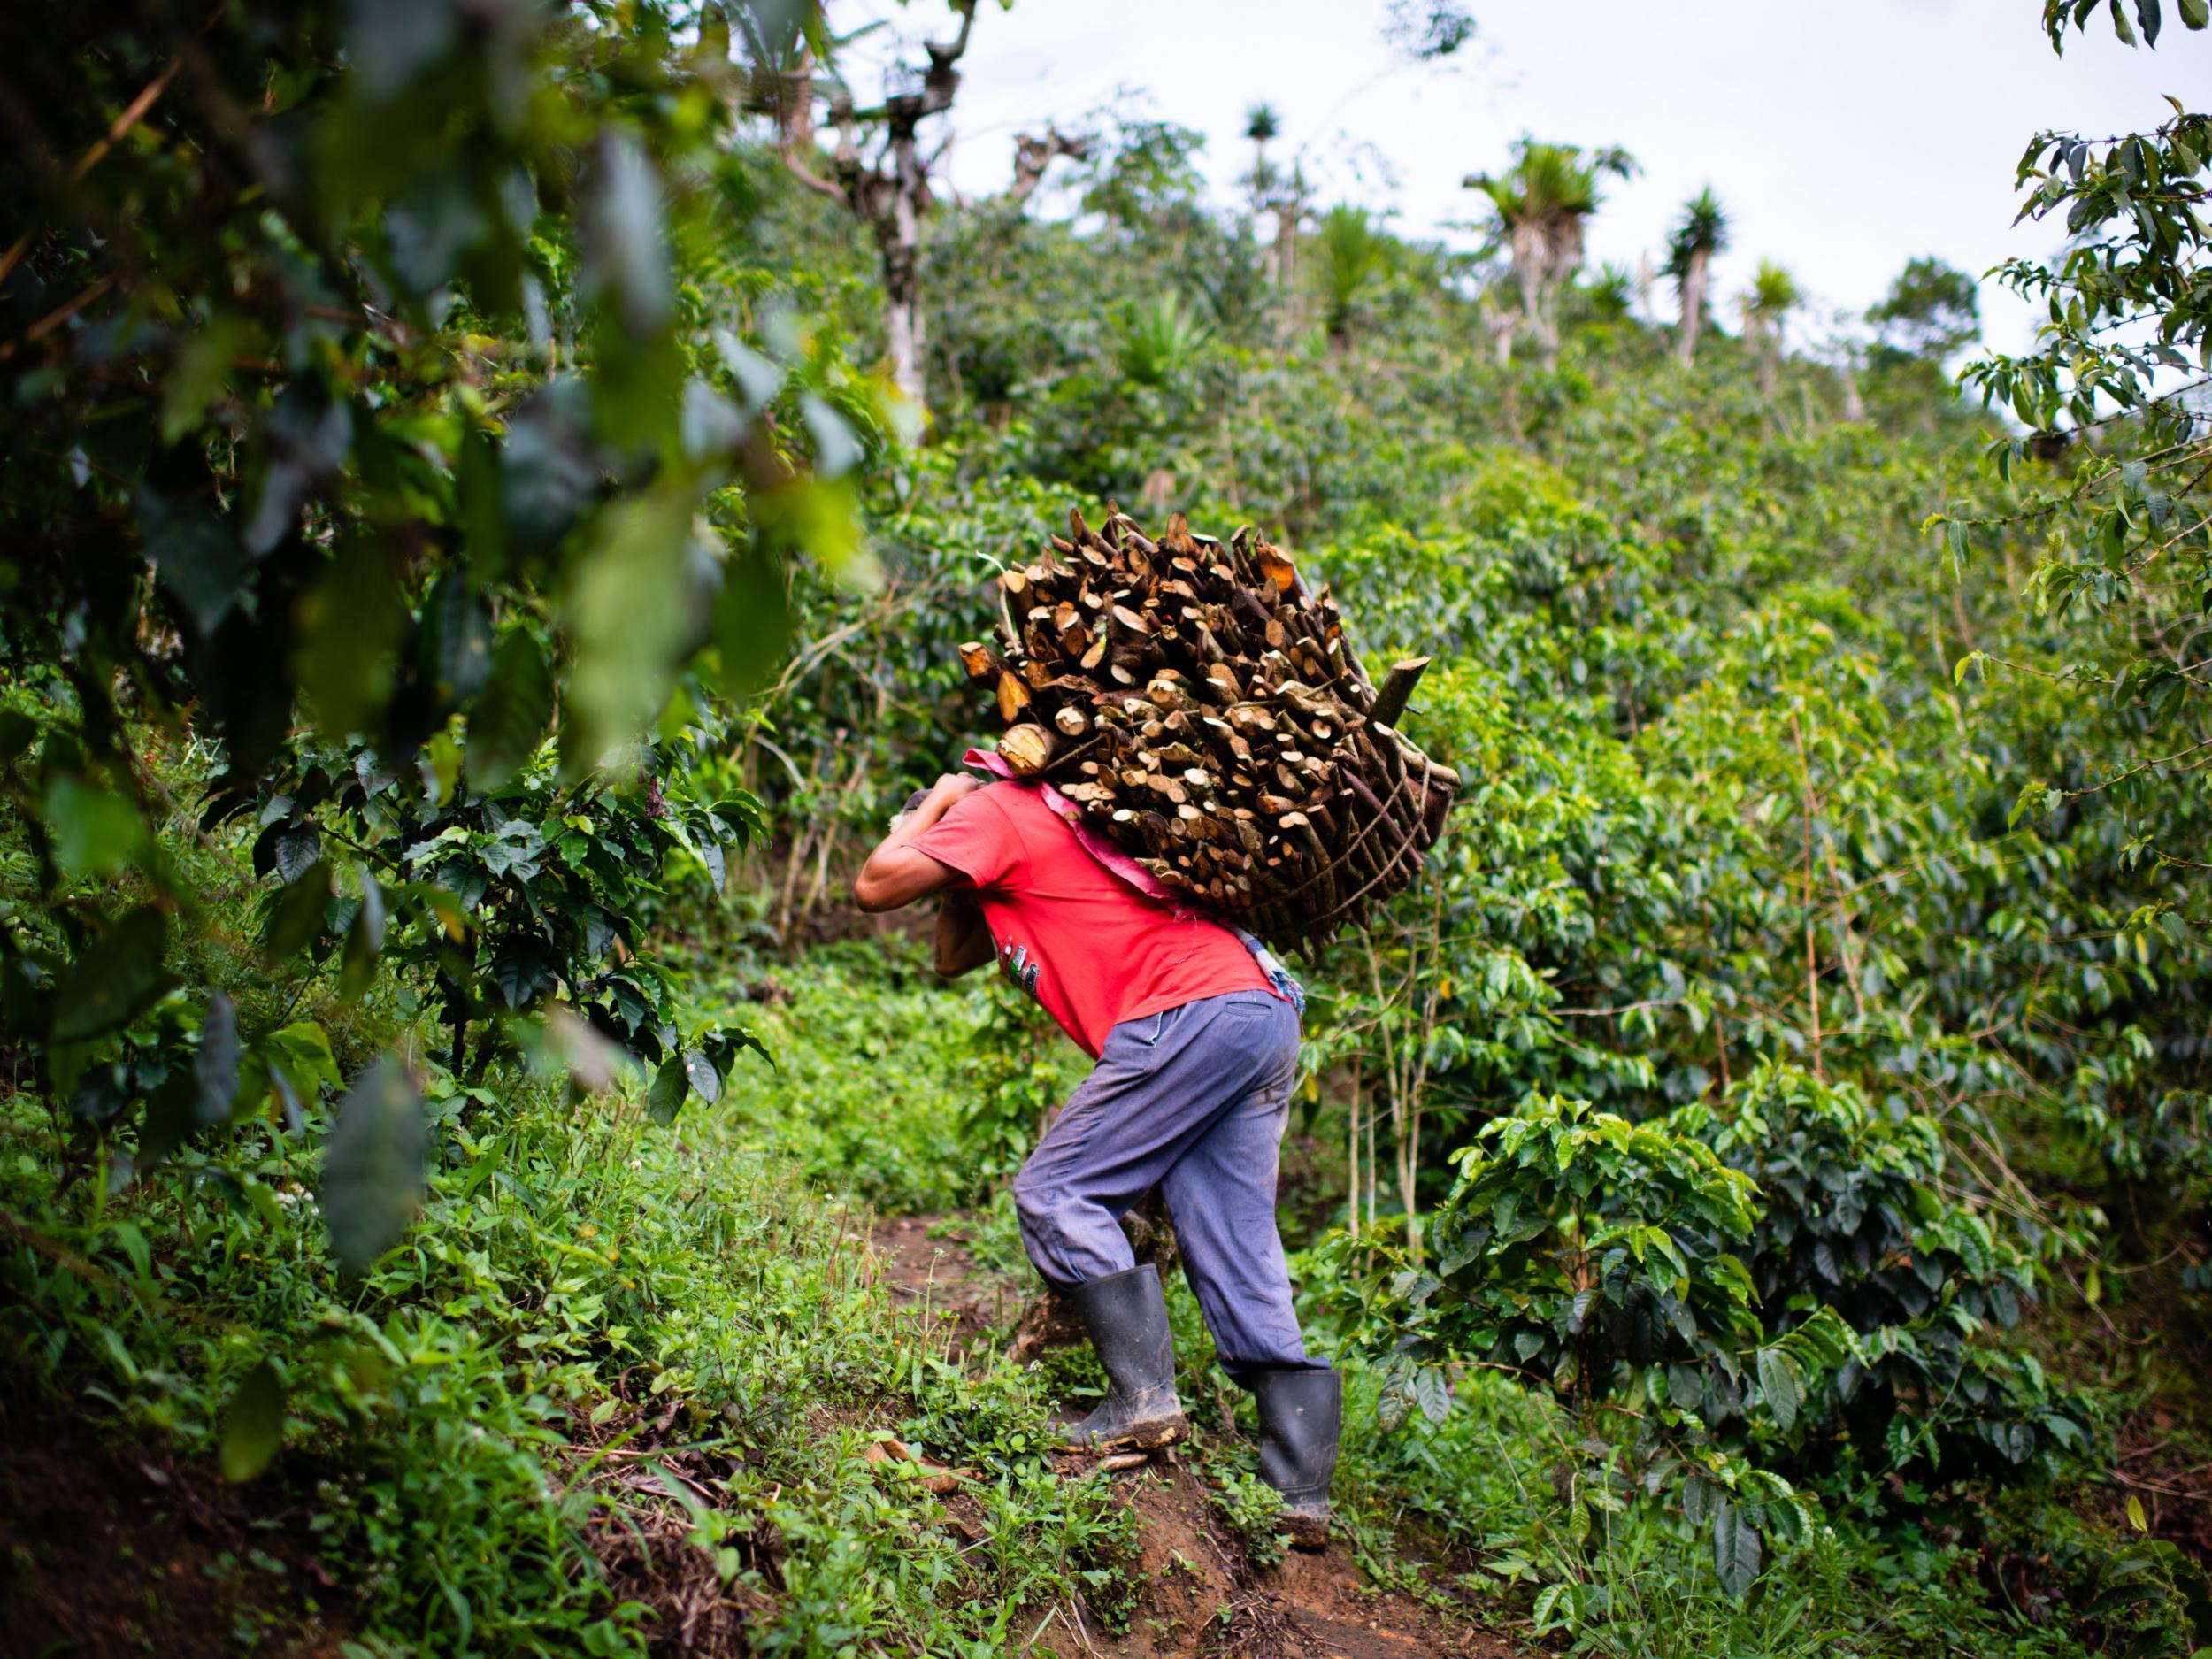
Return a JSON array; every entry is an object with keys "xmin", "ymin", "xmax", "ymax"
[{"xmin": 853, "ymin": 769, "xmax": 1339, "ymax": 1547}]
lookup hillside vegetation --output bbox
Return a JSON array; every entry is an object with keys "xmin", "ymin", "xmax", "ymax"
[{"xmin": 3, "ymin": 1, "xmax": 2210, "ymax": 1655}]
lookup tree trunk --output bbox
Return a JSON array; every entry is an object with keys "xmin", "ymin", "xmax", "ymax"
[
  {"xmin": 882, "ymin": 134, "xmax": 927, "ymax": 405},
  {"xmin": 1271, "ymin": 199, "xmax": 1300, "ymax": 291},
  {"xmin": 780, "ymin": 50, "xmax": 815, "ymax": 155},
  {"xmin": 1534, "ymin": 216, "xmax": 1582, "ymax": 366},
  {"xmin": 1509, "ymin": 221, "xmax": 1543, "ymax": 359},
  {"xmin": 1839, "ymin": 361, "xmax": 1866, "ymax": 422},
  {"xmin": 1676, "ymin": 247, "xmax": 1709, "ymax": 365}
]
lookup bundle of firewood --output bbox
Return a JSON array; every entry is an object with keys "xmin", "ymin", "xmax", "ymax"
[{"xmin": 958, "ymin": 506, "xmax": 1458, "ymax": 953}]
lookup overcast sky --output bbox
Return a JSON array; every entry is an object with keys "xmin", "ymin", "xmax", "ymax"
[{"xmin": 835, "ymin": 0, "xmax": 2206, "ymax": 356}]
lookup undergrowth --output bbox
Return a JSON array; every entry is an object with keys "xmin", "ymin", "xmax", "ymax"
[{"xmin": 0, "ymin": 1060, "xmax": 1140, "ymax": 1655}]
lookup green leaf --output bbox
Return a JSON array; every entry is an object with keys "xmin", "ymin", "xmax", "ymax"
[
  {"xmin": 1757, "ymin": 1347, "xmax": 1801, "ymax": 1432},
  {"xmin": 1712, "ymin": 1499, "xmax": 1763, "ymax": 1599},
  {"xmin": 2181, "ymin": 0, "xmax": 2208, "ymax": 27},
  {"xmin": 648, "ymin": 1056, "xmax": 689, "ymax": 1125},
  {"xmin": 321, "ymin": 1058, "xmax": 426, "ymax": 1276},
  {"xmin": 42, "ymin": 779, "xmax": 147, "ymax": 879},
  {"xmin": 465, "ymin": 629, "xmax": 555, "ymax": 789},
  {"xmin": 220, "ymin": 1359, "xmax": 285, "ymax": 1483},
  {"xmin": 560, "ymin": 485, "xmax": 697, "ymax": 775},
  {"xmin": 420, "ymin": 568, "xmax": 494, "ymax": 707},
  {"xmin": 141, "ymin": 491, "xmax": 248, "ymax": 634},
  {"xmin": 265, "ymin": 859, "xmax": 335, "ymax": 964},
  {"xmin": 1414, "ymin": 1365, "xmax": 1451, "ymax": 1425},
  {"xmin": 1667, "ymin": 1362, "xmax": 1703, "ymax": 1410},
  {"xmin": 582, "ymin": 130, "xmax": 673, "ymax": 340},
  {"xmin": 710, "ymin": 544, "xmax": 795, "ymax": 695},
  {"xmin": 264, "ymin": 1023, "xmax": 341, "ymax": 1103},
  {"xmin": 294, "ymin": 537, "xmax": 406, "ymax": 736},
  {"xmin": 52, "ymin": 909, "xmax": 174, "ymax": 1042},
  {"xmin": 683, "ymin": 1048, "xmax": 721, "ymax": 1106},
  {"xmin": 339, "ymin": 871, "xmax": 388, "ymax": 1002},
  {"xmin": 194, "ymin": 995, "xmax": 241, "ymax": 1126},
  {"xmin": 1531, "ymin": 1583, "xmax": 1570, "ymax": 1634}
]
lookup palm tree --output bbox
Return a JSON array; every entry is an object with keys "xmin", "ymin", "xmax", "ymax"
[
  {"xmin": 1587, "ymin": 261, "xmax": 1636, "ymax": 323},
  {"xmin": 1740, "ymin": 259, "xmax": 1798, "ymax": 396},
  {"xmin": 1118, "ymin": 291, "xmax": 1210, "ymax": 387},
  {"xmin": 1244, "ymin": 103, "xmax": 1280, "ymax": 190},
  {"xmin": 1463, "ymin": 140, "xmax": 1634, "ymax": 365},
  {"xmin": 1244, "ymin": 104, "xmax": 1302, "ymax": 300},
  {"xmin": 1667, "ymin": 188, "xmax": 1730, "ymax": 366},
  {"xmin": 1317, "ymin": 205, "xmax": 1387, "ymax": 349}
]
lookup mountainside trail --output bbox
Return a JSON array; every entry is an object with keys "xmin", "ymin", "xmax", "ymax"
[{"xmin": 871, "ymin": 1217, "xmax": 1523, "ymax": 1659}]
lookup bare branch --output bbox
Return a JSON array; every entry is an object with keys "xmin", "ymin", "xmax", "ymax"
[
  {"xmin": 1009, "ymin": 127, "xmax": 1095, "ymax": 207},
  {"xmin": 780, "ymin": 149, "xmax": 849, "ymax": 207}
]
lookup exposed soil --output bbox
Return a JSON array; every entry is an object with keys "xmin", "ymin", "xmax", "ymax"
[
  {"xmin": 2, "ymin": 1219, "xmax": 1517, "ymax": 1658},
  {"xmin": 0, "ymin": 1373, "xmax": 352, "ymax": 1659},
  {"xmin": 2112, "ymin": 1404, "xmax": 2212, "ymax": 1559},
  {"xmin": 870, "ymin": 1217, "xmax": 1524, "ymax": 1658},
  {"xmin": 565, "ymin": 1370, "xmax": 780, "ymax": 1656},
  {"xmin": 871, "ymin": 1212, "xmax": 1022, "ymax": 1356}
]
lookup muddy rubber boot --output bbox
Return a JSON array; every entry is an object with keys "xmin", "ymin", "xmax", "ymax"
[
  {"xmin": 1248, "ymin": 1365, "xmax": 1340, "ymax": 1548},
  {"xmin": 1057, "ymin": 1264, "xmax": 1189, "ymax": 1453}
]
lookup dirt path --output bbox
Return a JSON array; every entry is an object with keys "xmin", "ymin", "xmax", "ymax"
[
  {"xmin": 870, "ymin": 1218, "xmax": 1521, "ymax": 1659},
  {"xmin": 0, "ymin": 1375, "xmax": 353, "ymax": 1659}
]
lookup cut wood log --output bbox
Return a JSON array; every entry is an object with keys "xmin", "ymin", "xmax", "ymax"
[
  {"xmin": 963, "ymin": 505, "xmax": 1458, "ymax": 953},
  {"xmin": 1369, "ymin": 657, "xmax": 1432, "ymax": 730},
  {"xmin": 996, "ymin": 723, "xmax": 1056, "ymax": 776}
]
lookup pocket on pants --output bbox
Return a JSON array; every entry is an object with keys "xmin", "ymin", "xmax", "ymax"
[{"xmin": 1122, "ymin": 1010, "xmax": 1168, "ymax": 1048}]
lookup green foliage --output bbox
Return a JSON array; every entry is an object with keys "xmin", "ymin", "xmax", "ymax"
[
  {"xmin": 5, "ymin": 0, "xmax": 2209, "ymax": 1651},
  {"xmin": 1118, "ymin": 291, "xmax": 1212, "ymax": 388},
  {"xmin": 2043, "ymin": 0, "xmax": 2212, "ymax": 49},
  {"xmin": 1, "ymin": 0, "xmax": 870, "ymax": 1271},
  {"xmin": 1202, "ymin": 1455, "xmax": 1294, "ymax": 1571},
  {"xmin": 1666, "ymin": 188, "xmax": 1732, "ymax": 273},
  {"xmin": 1954, "ymin": 14, "xmax": 2208, "ymax": 899},
  {"xmin": 1340, "ymin": 1076, "xmax": 2092, "ymax": 1596},
  {"xmin": 1708, "ymin": 1064, "xmax": 2092, "ymax": 1487},
  {"xmin": 1382, "ymin": 0, "xmax": 1479, "ymax": 62},
  {"xmin": 1467, "ymin": 140, "xmax": 1635, "ymax": 231},
  {"xmin": 0, "ymin": 1059, "xmax": 1144, "ymax": 1653},
  {"xmin": 1369, "ymin": 1094, "xmax": 1765, "ymax": 1423},
  {"xmin": 1317, "ymin": 205, "xmax": 1391, "ymax": 343},
  {"xmin": 1867, "ymin": 256, "xmax": 1979, "ymax": 362},
  {"xmin": 712, "ymin": 942, "xmax": 1083, "ymax": 1213},
  {"xmin": 1747, "ymin": 260, "xmax": 1801, "ymax": 323}
]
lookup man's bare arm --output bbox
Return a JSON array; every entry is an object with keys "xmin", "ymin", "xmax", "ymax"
[
  {"xmin": 852, "ymin": 773, "xmax": 979, "ymax": 912},
  {"xmin": 934, "ymin": 887, "xmax": 995, "ymax": 977}
]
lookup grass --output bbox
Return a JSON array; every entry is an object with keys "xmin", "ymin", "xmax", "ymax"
[
  {"xmin": 1, "ymin": 933, "xmax": 2185, "ymax": 1656},
  {"xmin": 0, "ymin": 1056, "xmax": 1140, "ymax": 1655},
  {"xmin": 705, "ymin": 937, "xmax": 1083, "ymax": 1216}
]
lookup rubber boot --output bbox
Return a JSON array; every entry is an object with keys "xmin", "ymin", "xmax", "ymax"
[
  {"xmin": 1057, "ymin": 1264, "xmax": 1189, "ymax": 1453},
  {"xmin": 1248, "ymin": 1365, "xmax": 1340, "ymax": 1548}
]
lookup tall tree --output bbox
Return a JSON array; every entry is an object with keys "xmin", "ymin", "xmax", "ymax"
[
  {"xmin": 1740, "ymin": 259, "xmax": 1799, "ymax": 396},
  {"xmin": 1667, "ymin": 188, "xmax": 1730, "ymax": 366},
  {"xmin": 780, "ymin": 1, "xmax": 1003, "ymax": 409},
  {"xmin": 1463, "ymin": 139, "xmax": 1634, "ymax": 365},
  {"xmin": 1245, "ymin": 102, "xmax": 1281, "ymax": 188},
  {"xmin": 1317, "ymin": 204, "xmax": 1388, "ymax": 351},
  {"xmin": 1246, "ymin": 104, "xmax": 1304, "ymax": 300},
  {"xmin": 1867, "ymin": 256, "xmax": 1980, "ymax": 365}
]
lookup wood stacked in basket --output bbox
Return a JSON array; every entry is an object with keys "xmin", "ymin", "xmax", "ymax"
[{"xmin": 957, "ymin": 506, "xmax": 1458, "ymax": 953}]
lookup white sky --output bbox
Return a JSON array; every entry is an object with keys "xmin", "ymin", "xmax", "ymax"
[{"xmin": 834, "ymin": 0, "xmax": 2208, "ymax": 356}]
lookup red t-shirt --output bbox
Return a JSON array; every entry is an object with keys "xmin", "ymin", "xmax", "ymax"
[{"xmin": 912, "ymin": 781, "xmax": 1271, "ymax": 1058}]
